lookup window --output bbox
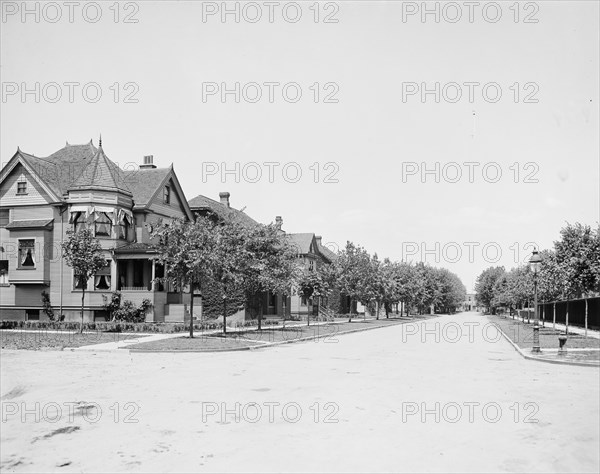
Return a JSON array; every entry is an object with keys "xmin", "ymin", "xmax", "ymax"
[
  {"xmin": 308, "ymin": 260, "xmax": 314, "ymax": 271},
  {"xmin": 0, "ymin": 209, "xmax": 8, "ymax": 227},
  {"xmin": 94, "ymin": 212, "xmax": 112, "ymax": 237},
  {"xmin": 18, "ymin": 240, "xmax": 35, "ymax": 268},
  {"xmin": 94, "ymin": 260, "xmax": 111, "ymax": 291},
  {"xmin": 74, "ymin": 273, "xmax": 87, "ymax": 290},
  {"xmin": 71, "ymin": 212, "xmax": 87, "ymax": 233},
  {"xmin": 0, "ymin": 260, "xmax": 8, "ymax": 284},
  {"xmin": 17, "ymin": 181, "xmax": 27, "ymax": 194},
  {"xmin": 117, "ymin": 214, "xmax": 130, "ymax": 240},
  {"xmin": 163, "ymin": 186, "xmax": 170, "ymax": 204},
  {"xmin": 301, "ymin": 296, "xmax": 308, "ymax": 306}
]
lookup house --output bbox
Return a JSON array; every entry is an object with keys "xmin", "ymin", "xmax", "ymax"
[
  {"xmin": 0, "ymin": 140, "xmax": 193, "ymax": 322},
  {"xmin": 274, "ymin": 216, "xmax": 350, "ymax": 319},
  {"xmin": 187, "ymin": 192, "xmax": 290, "ymax": 320},
  {"xmin": 461, "ymin": 292, "xmax": 479, "ymax": 312}
]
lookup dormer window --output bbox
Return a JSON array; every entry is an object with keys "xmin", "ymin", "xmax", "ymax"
[
  {"xmin": 17, "ymin": 181, "xmax": 27, "ymax": 195},
  {"xmin": 164, "ymin": 186, "xmax": 171, "ymax": 204}
]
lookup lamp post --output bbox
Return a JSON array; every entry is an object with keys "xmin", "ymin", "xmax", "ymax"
[{"xmin": 529, "ymin": 249, "xmax": 542, "ymax": 353}]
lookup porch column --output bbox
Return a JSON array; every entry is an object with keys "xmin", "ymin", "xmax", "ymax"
[
  {"xmin": 127, "ymin": 261, "xmax": 134, "ymax": 288},
  {"xmin": 151, "ymin": 260, "xmax": 156, "ymax": 292},
  {"xmin": 111, "ymin": 259, "xmax": 117, "ymax": 291}
]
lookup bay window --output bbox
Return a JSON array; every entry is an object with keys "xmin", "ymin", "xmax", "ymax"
[{"xmin": 18, "ymin": 239, "xmax": 35, "ymax": 268}]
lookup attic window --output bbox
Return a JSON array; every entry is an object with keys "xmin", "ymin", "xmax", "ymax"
[
  {"xmin": 164, "ymin": 186, "xmax": 171, "ymax": 204},
  {"xmin": 17, "ymin": 181, "xmax": 27, "ymax": 195}
]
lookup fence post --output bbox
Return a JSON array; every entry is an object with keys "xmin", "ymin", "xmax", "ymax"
[
  {"xmin": 585, "ymin": 298, "xmax": 588, "ymax": 337},
  {"xmin": 541, "ymin": 303, "xmax": 545, "ymax": 327},
  {"xmin": 553, "ymin": 302, "xmax": 556, "ymax": 330}
]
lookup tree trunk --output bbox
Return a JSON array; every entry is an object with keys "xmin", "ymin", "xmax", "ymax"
[
  {"xmin": 348, "ymin": 298, "xmax": 353, "ymax": 323},
  {"xmin": 258, "ymin": 309, "xmax": 262, "ymax": 331},
  {"xmin": 223, "ymin": 291, "xmax": 227, "ymax": 335},
  {"xmin": 80, "ymin": 282, "xmax": 85, "ymax": 334},
  {"xmin": 189, "ymin": 281, "xmax": 194, "ymax": 338}
]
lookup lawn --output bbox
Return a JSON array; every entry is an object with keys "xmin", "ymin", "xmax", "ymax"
[
  {"xmin": 0, "ymin": 330, "xmax": 148, "ymax": 350},
  {"xmin": 488, "ymin": 315, "xmax": 600, "ymax": 350},
  {"xmin": 126, "ymin": 317, "xmax": 414, "ymax": 352}
]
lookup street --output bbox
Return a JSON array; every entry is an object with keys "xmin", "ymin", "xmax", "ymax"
[{"xmin": 1, "ymin": 312, "xmax": 599, "ymax": 473}]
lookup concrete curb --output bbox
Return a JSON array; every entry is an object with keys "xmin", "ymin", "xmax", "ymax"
[
  {"xmin": 127, "ymin": 320, "xmax": 408, "ymax": 353},
  {"xmin": 495, "ymin": 324, "xmax": 600, "ymax": 368}
]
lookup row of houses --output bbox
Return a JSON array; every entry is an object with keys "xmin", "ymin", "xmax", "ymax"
[{"xmin": 0, "ymin": 140, "xmax": 352, "ymax": 322}]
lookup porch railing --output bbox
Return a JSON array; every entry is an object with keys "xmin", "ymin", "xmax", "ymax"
[{"xmin": 120, "ymin": 286, "xmax": 149, "ymax": 291}]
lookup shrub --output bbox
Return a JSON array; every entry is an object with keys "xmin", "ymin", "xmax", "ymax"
[{"xmin": 41, "ymin": 291, "xmax": 55, "ymax": 321}]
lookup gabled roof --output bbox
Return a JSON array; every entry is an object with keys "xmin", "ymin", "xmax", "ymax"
[
  {"xmin": 70, "ymin": 146, "xmax": 132, "ymax": 195},
  {"xmin": 22, "ymin": 141, "xmax": 99, "ymax": 197},
  {"xmin": 318, "ymin": 242, "xmax": 338, "ymax": 262},
  {"xmin": 287, "ymin": 233, "xmax": 316, "ymax": 255},
  {"xmin": 124, "ymin": 166, "xmax": 193, "ymax": 220},
  {"xmin": 188, "ymin": 194, "xmax": 258, "ymax": 227},
  {"xmin": 123, "ymin": 167, "xmax": 171, "ymax": 206},
  {"xmin": 1, "ymin": 141, "xmax": 193, "ymax": 219}
]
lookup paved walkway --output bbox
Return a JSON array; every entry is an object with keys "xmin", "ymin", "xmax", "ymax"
[{"xmin": 1, "ymin": 313, "xmax": 598, "ymax": 473}]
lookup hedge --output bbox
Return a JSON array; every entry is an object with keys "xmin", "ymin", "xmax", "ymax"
[{"xmin": 0, "ymin": 318, "xmax": 280, "ymax": 333}]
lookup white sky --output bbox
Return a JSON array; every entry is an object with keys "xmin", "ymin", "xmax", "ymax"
[{"xmin": 1, "ymin": 0, "xmax": 598, "ymax": 291}]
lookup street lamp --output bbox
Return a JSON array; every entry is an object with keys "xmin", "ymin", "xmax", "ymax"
[{"xmin": 529, "ymin": 249, "xmax": 542, "ymax": 353}]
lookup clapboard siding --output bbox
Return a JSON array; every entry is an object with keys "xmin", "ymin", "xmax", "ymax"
[
  {"xmin": 147, "ymin": 178, "xmax": 187, "ymax": 219},
  {"xmin": 12, "ymin": 206, "xmax": 54, "ymax": 220},
  {"xmin": 0, "ymin": 163, "xmax": 52, "ymax": 206}
]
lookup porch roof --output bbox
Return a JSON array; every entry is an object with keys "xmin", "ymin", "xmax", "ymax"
[
  {"xmin": 113, "ymin": 242, "xmax": 156, "ymax": 255},
  {"xmin": 5, "ymin": 219, "xmax": 54, "ymax": 230}
]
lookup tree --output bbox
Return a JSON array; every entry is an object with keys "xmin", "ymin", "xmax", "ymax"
[
  {"xmin": 554, "ymin": 223, "xmax": 600, "ymax": 298},
  {"xmin": 239, "ymin": 222, "xmax": 299, "ymax": 330},
  {"xmin": 475, "ymin": 266, "xmax": 505, "ymax": 314},
  {"xmin": 152, "ymin": 217, "xmax": 218, "ymax": 338},
  {"xmin": 62, "ymin": 229, "xmax": 107, "ymax": 332},
  {"xmin": 334, "ymin": 242, "xmax": 371, "ymax": 322},
  {"xmin": 538, "ymin": 250, "xmax": 565, "ymax": 302},
  {"xmin": 434, "ymin": 268, "xmax": 466, "ymax": 314},
  {"xmin": 297, "ymin": 264, "xmax": 332, "ymax": 326}
]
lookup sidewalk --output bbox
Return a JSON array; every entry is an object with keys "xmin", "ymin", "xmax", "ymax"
[
  {"xmin": 489, "ymin": 314, "xmax": 600, "ymax": 366},
  {"xmin": 505, "ymin": 314, "xmax": 600, "ymax": 339}
]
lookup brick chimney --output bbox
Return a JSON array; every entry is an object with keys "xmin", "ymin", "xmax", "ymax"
[
  {"xmin": 219, "ymin": 192, "xmax": 230, "ymax": 207},
  {"xmin": 275, "ymin": 216, "xmax": 283, "ymax": 229},
  {"xmin": 140, "ymin": 155, "xmax": 157, "ymax": 169}
]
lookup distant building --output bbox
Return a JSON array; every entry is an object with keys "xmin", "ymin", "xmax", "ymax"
[{"xmin": 461, "ymin": 293, "xmax": 479, "ymax": 312}]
